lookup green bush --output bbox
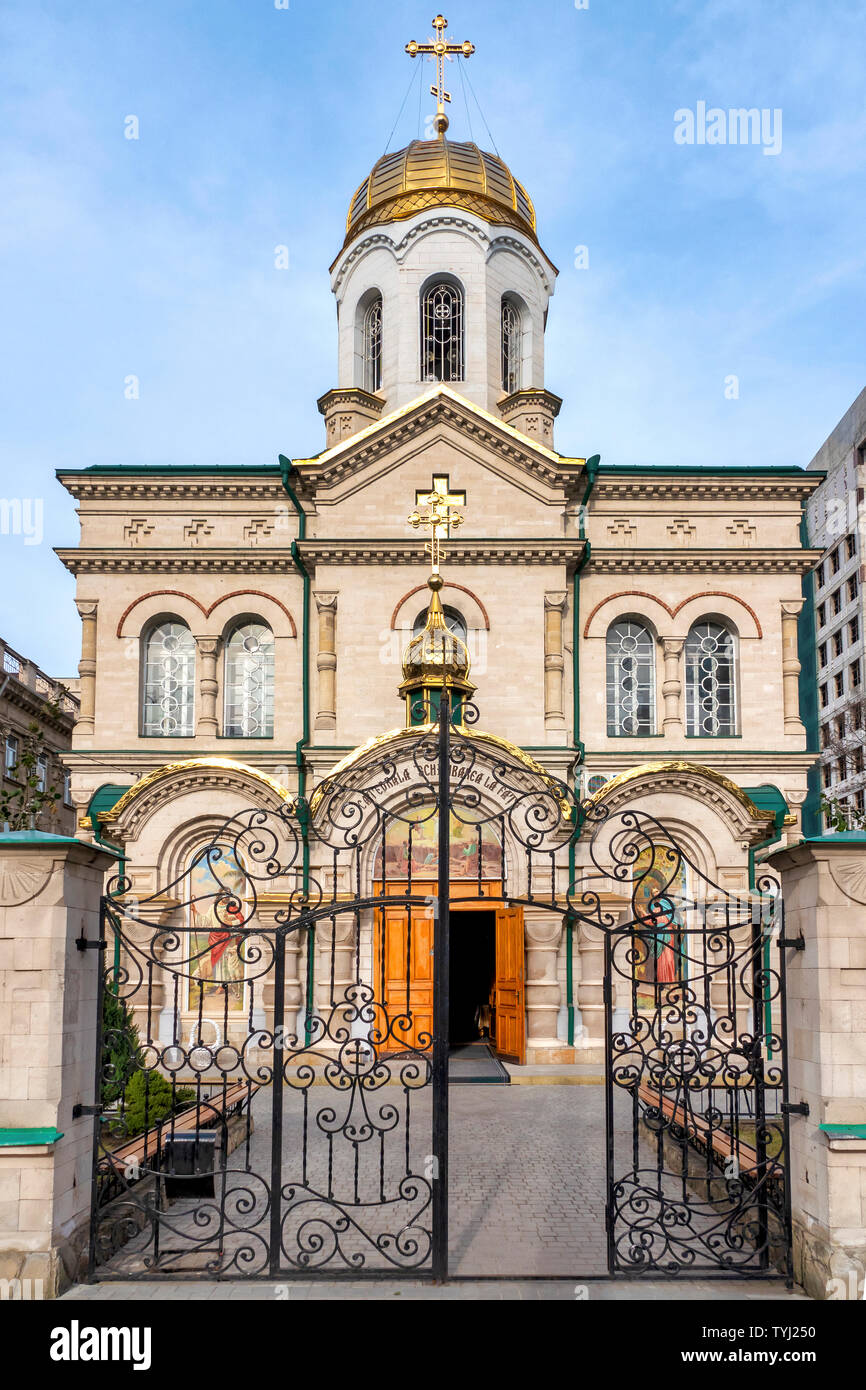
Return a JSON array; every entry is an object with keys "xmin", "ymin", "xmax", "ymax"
[
  {"xmin": 122, "ymin": 1070, "xmax": 198, "ymax": 1136},
  {"xmin": 101, "ymin": 986, "xmax": 142, "ymax": 1108}
]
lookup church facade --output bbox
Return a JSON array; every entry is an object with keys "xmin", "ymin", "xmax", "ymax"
[{"xmin": 56, "ymin": 74, "xmax": 822, "ymax": 1066}]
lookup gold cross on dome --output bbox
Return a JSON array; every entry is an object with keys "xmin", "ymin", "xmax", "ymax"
[
  {"xmin": 407, "ymin": 474, "xmax": 466, "ymax": 574},
  {"xmin": 406, "ymin": 15, "xmax": 475, "ymax": 139}
]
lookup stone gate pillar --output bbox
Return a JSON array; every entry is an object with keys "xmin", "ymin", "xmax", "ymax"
[
  {"xmin": 766, "ymin": 834, "xmax": 866, "ymax": 1300},
  {"xmin": 0, "ymin": 832, "xmax": 116, "ymax": 1297}
]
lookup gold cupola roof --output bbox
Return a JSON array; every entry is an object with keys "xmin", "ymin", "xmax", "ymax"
[
  {"xmin": 399, "ymin": 573, "xmax": 475, "ymax": 724},
  {"xmin": 343, "ymin": 137, "xmax": 538, "ymax": 251}
]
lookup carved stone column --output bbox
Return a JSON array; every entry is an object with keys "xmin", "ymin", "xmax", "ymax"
[
  {"xmin": 661, "ymin": 638, "xmax": 685, "ymax": 738},
  {"xmin": 576, "ymin": 920, "xmax": 605, "ymax": 1061},
  {"xmin": 258, "ymin": 899, "xmax": 303, "ymax": 1046},
  {"xmin": 524, "ymin": 911, "xmax": 564, "ymax": 1060},
  {"xmin": 315, "ymin": 593, "xmax": 338, "ymax": 733},
  {"xmin": 74, "ymin": 600, "xmax": 98, "ymax": 736},
  {"xmin": 313, "ymin": 915, "xmax": 357, "ymax": 1049},
  {"xmin": 786, "ymin": 787, "xmax": 808, "ymax": 841},
  {"xmin": 781, "ymin": 600, "xmax": 806, "ymax": 735},
  {"xmin": 196, "ymin": 637, "xmax": 220, "ymax": 736},
  {"xmin": 543, "ymin": 592, "xmax": 568, "ymax": 734}
]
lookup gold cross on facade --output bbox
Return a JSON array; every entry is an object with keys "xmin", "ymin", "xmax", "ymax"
[
  {"xmin": 406, "ymin": 15, "xmax": 475, "ymax": 140},
  {"xmin": 407, "ymin": 474, "xmax": 466, "ymax": 574}
]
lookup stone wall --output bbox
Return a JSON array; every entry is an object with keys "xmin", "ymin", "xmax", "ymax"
[
  {"xmin": 0, "ymin": 834, "xmax": 114, "ymax": 1296},
  {"xmin": 767, "ymin": 834, "xmax": 866, "ymax": 1300}
]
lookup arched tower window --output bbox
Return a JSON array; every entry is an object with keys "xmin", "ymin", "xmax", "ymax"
[
  {"xmin": 224, "ymin": 622, "xmax": 275, "ymax": 738},
  {"xmin": 141, "ymin": 621, "xmax": 195, "ymax": 737},
  {"xmin": 501, "ymin": 296, "xmax": 522, "ymax": 394},
  {"xmin": 421, "ymin": 280, "xmax": 464, "ymax": 383},
  {"xmin": 685, "ymin": 621, "xmax": 738, "ymax": 736},
  {"xmin": 413, "ymin": 605, "xmax": 467, "ymax": 644},
  {"xmin": 606, "ymin": 619, "xmax": 656, "ymax": 736},
  {"xmin": 363, "ymin": 295, "xmax": 382, "ymax": 392}
]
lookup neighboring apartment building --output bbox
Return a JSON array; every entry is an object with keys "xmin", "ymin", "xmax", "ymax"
[
  {"xmin": 0, "ymin": 637, "xmax": 79, "ymax": 835},
  {"xmin": 806, "ymin": 384, "xmax": 866, "ymax": 828}
]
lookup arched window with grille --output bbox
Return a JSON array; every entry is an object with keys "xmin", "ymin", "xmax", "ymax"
[
  {"xmin": 141, "ymin": 621, "xmax": 196, "ymax": 736},
  {"xmin": 363, "ymin": 294, "xmax": 382, "ymax": 392},
  {"xmin": 224, "ymin": 622, "xmax": 275, "ymax": 737},
  {"xmin": 413, "ymin": 605, "xmax": 467, "ymax": 644},
  {"xmin": 501, "ymin": 296, "xmax": 522, "ymax": 394},
  {"xmin": 606, "ymin": 619, "xmax": 656, "ymax": 736},
  {"xmin": 685, "ymin": 620, "xmax": 738, "ymax": 736},
  {"xmin": 420, "ymin": 280, "xmax": 464, "ymax": 383}
]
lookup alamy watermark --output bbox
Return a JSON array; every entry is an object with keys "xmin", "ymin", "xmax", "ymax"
[
  {"xmin": 0, "ymin": 497, "xmax": 43, "ymax": 546},
  {"xmin": 675, "ymin": 102, "xmax": 782, "ymax": 156}
]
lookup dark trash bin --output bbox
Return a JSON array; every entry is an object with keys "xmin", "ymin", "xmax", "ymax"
[{"xmin": 161, "ymin": 1131, "xmax": 216, "ymax": 1199}]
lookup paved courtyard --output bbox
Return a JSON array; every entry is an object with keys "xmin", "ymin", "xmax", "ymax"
[
  {"xmin": 63, "ymin": 1277, "xmax": 801, "ymax": 1301},
  {"xmin": 88, "ymin": 1080, "xmax": 788, "ymax": 1285}
]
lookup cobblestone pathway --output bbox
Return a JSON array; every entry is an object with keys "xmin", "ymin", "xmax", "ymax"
[
  {"xmin": 449, "ymin": 1085, "xmax": 611, "ymax": 1276},
  {"xmin": 94, "ymin": 1082, "xmax": 625, "ymax": 1279},
  {"xmin": 93, "ymin": 1081, "xmax": 776, "ymax": 1282}
]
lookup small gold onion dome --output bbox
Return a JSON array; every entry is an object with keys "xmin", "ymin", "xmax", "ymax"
[
  {"xmin": 399, "ymin": 574, "xmax": 475, "ymax": 701},
  {"xmin": 343, "ymin": 138, "xmax": 537, "ymax": 252}
]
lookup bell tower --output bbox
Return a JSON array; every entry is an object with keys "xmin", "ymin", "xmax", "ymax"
[{"xmin": 320, "ymin": 15, "xmax": 560, "ymax": 446}]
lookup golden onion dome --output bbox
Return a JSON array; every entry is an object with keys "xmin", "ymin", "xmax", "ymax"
[
  {"xmin": 344, "ymin": 137, "xmax": 537, "ymax": 250},
  {"xmin": 399, "ymin": 575, "xmax": 476, "ymax": 725}
]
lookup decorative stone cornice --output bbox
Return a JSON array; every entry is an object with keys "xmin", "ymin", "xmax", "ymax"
[
  {"xmin": 586, "ymin": 548, "xmax": 822, "ymax": 575},
  {"xmin": 499, "ymin": 388, "xmax": 563, "ymax": 417},
  {"xmin": 54, "ymin": 548, "xmax": 298, "ymax": 576},
  {"xmin": 295, "ymin": 538, "xmax": 588, "ymax": 569},
  {"xmin": 56, "ymin": 474, "xmax": 286, "ymax": 503},
  {"xmin": 0, "ymin": 677, "xmax": 77, "ymax": 733},
  {"xmin": 330, "ymin": 214, "xmax": 557, "ymax": 293},
  {"xmin": 593, "ymin": 475, "xmax": 822, "ymax": 502},
  {"xmin": 316, "ymin": 387, "xmax": 385, "ymax": 417}
]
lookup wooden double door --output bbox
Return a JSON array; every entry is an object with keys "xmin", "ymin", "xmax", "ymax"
[{"xmin": 375, "ymin": 882, "xmax": 525, "ymax": 1063}]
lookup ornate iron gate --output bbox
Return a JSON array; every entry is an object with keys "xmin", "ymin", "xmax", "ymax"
[
  {"xmin": 89, "ymin": 709, "xmax": 456, "ymax": 1280},
  {"xmin": 86, "ymin": 699, "xmax": 793, "ymax": 1281},
  {"xmin": 582, "ymin": 809, "xmax": 794, "ymax": 1279}
]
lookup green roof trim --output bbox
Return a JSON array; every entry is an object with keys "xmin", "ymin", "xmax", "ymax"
[
  {"xmin": 741, "ymin": 784, "xmax": 790, "ymax": 836},
  {"xmin": 86, "ymin": 784, "xmax": 133, "ymax": 833},
  {"xmin": 801, "ymin": 831, "xmax": 866, "ymax": 844},
  {"xmin": 596, "ymin": 464, "xmax": 824, "ymax": 478},
  {"xmin": 819, "ymin": 1124, "xmax": 866, "ymax": 1138},
  {"xmin": 56, "ymin": 464, "xmax": 283, "ymax": 478},
  {"xmin": 0, "ymin": 1127, "xmax": 64, "ymax": 1147},
  {"xmin": 0, "ymin": 830, "xmax": 85, "ymax": 846},
  {"xmin": 56, "ymin": 463, "xmax": 828, "ymax": 480}
]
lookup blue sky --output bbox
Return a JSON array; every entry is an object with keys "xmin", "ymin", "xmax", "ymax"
[{"xmin": 1, "ymin": 0, "xmax": 864, "ymax": 674}]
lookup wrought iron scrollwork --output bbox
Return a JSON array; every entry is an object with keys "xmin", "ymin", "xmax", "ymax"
[{"xmin": 87, "ymin": 696, "xmax": 791, "ymax": 1282}]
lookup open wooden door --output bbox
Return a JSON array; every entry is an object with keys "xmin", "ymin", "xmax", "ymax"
[
  {"xmin": 494, "ymin": 905, "xmax": 525, "ymax": 1064},
  {"xmin": 377, "ymin": 904, "xmax": 434, "ymax": 1052}
]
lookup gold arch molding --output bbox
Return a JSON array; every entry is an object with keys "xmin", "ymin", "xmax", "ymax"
[{"xmin": 98, "ymin": 758, "xmax": 293, "ymax": 825}]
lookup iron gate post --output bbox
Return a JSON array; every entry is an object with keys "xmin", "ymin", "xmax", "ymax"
[
  {"xmin": 269, "ymin": 926, "xmax": 287, "ymax": 1276},
  {"xmin": 431, "ymin": 692, "xmax": 451, "ymax": 1279},
  {"xmin": 751, "ymin": 908, "xmax": 770, "ymax": 1270},
  {"xmin": 603, "ymin": 930, "xmax": 616, "ymax": 1274},
  {"xmin": 86, "ymin": 897, "xmax": 110, "ymax": 1280},
  {"xmin": 776, "ymin": 894, "xmax": 796, "ymax": 1287}
]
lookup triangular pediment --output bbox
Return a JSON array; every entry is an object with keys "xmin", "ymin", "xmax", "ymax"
[{"xmin": 290, "ymin": 387, "xmax": 586, "ymax": 511}]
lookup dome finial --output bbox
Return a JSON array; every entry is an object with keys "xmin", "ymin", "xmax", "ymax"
[
  {"xmin": 405, "ymin": 15, "xmax": 475, "ymax": 142},
  {"xmin": 402, "ymin": 474, "xmax": 474, "ymax": 725}
]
